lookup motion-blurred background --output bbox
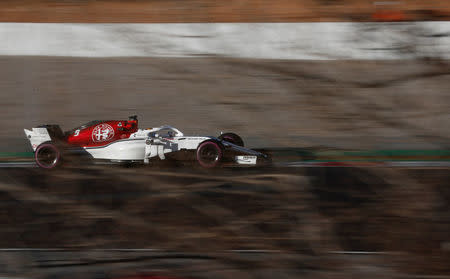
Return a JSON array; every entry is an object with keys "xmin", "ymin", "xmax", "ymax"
[{"xmin": 0, "ymin": 1, "xmax": 449, "ymax": 279}]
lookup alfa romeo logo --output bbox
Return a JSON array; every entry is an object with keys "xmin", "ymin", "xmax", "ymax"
[{"xmin": 92, "ymin": 124, "xmax": 115, "ymax": 142}]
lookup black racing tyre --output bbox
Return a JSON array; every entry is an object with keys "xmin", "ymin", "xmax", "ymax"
[
  {"xmin": 218, "ymin": 132, "xmax": 244, "ymax": 147},
  {"xmin": 196, "ymin": 141, "xmax": 223, "ymax": 168},
  {"xmin": 35, "ymin": 143, "xmax": 61, "ymax": 169}
]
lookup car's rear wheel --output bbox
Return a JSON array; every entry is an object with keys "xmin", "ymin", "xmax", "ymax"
[
  {"xmin": 218, "ymin": 132, "xmax": 244, "ymax": 147},
  {"xmin": 35, "ymin": 143, "xmax": 61, "ymax": 169},
  {"xmin": 196, "ymin": 141, "xmax": 223, "ymax": 168}
]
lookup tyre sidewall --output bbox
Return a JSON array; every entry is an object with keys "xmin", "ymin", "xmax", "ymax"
[
  {"xmin": 196, "ymin": 140, "xmax": 223, "ymax": 168},
  {"xmin": 35, "ymin": 142, "xmax": 61, "ymax": 169}
]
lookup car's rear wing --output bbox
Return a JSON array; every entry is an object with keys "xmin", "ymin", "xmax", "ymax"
[
  {"xmin": 24, "ymin": 128, "xmax": 51, "ymax": 151},
  {"xmin": 24, "ymin": 125, "xmax": 64, "ymax": 151}
]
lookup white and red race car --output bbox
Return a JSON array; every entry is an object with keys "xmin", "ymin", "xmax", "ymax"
[{"xmin": 24, "ymin": 116, "xmax": 270, "ymax": 169}]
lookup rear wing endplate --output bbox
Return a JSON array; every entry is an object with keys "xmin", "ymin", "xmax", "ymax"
[{"xmin": 24, "ymin": 128, "xmax": 51, "ymax": 151}]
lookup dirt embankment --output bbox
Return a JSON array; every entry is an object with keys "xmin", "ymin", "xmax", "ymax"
[{"xmin": 0, "ymin": 0, "xmax": 449, "ymax": 22}]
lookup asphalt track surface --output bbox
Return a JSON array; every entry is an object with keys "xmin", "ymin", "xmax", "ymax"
[
  {"xmin": 1, "ymin": 161, "xmax": 449, "ymax": 168},
  {"xmin": 1, "ymin": 248, "xmax": 446, "ymax": 279},
  {"xmin": 0, "ymin": 248, "xmax": 415, "ymax": 279},
  {"xmin": 1, "ymin": 146, "xmax": 449, "ymax": 168},
  {"xmin": 2, "ymin": 57, "xmax": 449, "ymax": 152}
]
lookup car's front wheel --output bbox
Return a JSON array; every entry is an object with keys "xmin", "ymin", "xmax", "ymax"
[
  {"xmin": 35, "ymin": 143, "xmax": 61, "ymax": 169},
  {"xmin": 196, "ymin": 141, "xmax": 223, "ymax": 168}
]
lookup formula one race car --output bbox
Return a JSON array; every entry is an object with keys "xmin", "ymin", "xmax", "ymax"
[{"xmin": 24, "ymin": 116, "xmax": 270, "ymax": 169}]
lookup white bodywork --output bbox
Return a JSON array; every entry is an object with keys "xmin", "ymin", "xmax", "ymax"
[
  {"xmin": 25, "ymin": 125, "xmax": 261, "ymax": 165},
  {"xmin": 84, "ymin": 126, "xmax": 211, "ymax": 162},
  {"xmin": 84, "ymin": 138, "xmax": 147, "ymax": 161}
]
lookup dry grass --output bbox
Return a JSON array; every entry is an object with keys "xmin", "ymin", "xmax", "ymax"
[{"xmin": 0, "ymin": 166, "xmax": 448, "ymax": 278}]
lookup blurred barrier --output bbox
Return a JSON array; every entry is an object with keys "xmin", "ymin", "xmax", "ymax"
[{"xmin": 1, "ymin": 22, "xmax": 449, "ymax": 59}]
